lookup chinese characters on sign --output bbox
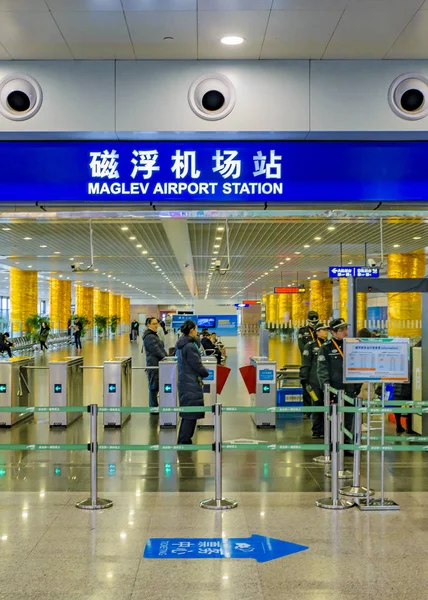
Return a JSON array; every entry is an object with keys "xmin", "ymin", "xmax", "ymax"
[
  {"xmin": 343, "ymin": 338, "xmax": 410, "ymax": 383},
  {"xmin": 329, "ymin": 266, "xmax": 380, "ymax": 278},
  {"xmin": 88, "ymin": 148, "xmax": 283, "ymax": 198}
]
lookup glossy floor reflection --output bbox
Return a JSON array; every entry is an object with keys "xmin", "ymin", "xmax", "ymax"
[
  {"xmin": 0, "ymin": 334, "xmax": 426, "ymax": 496},
  {"xmin": 0, "ymin": 490, "xmax": 426, "ymax": 600}
]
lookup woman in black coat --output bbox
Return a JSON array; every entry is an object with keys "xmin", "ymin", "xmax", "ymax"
[
  {"xmin": 175, "ymin": 320, "xmax": 209, "ymax": 444},
  {"xmin": 143, "ymin": 317, "xmax": 167, "ymax": 408}
]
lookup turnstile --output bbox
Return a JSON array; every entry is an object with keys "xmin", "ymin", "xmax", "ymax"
[
  {"xmin": 0, "ymin": 356, "xmax": 34, "ymax": 427},
  {"xmin": 159, "ymin": 356, "xmax": 178, "ymax": 429},
  {"xmin": 103, "ymin": 356, "xmax": 132, "ymax": 428},
  {"xmin": 198, "ymin": 356, "xmax": 217, "ymax": 428},
  {"xmin": 250, "ymin": 356, "xmax": 276, "ymax": 428},
  {"xmin": 49, "ymin": 357, "xmax": 83, "ymax": 427}
]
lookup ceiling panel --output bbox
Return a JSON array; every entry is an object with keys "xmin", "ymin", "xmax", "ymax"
[
  {"xmin": 127, "ymin": 10, "xmax": 197, "ymax": 59},
  {"xmin": 262, "ymin": 10, "xmax": 343, "ymax": 59},
  {"xmin": 198, "ymin": 0, "xmax": 272, "ymax": 9},
  {"xmin": 0, "ymin": 42, "xmax": 11, "ymax": 59},
  {"xmin": 52, "ymin": 11, "xmax": 135, "ymax": 59},
  {"xmin": 46, "ymin": 0, "xmax": 123, "ymax": 10},
  {"xmin": 0, "ymin": 11, "xmax": 73, "ymax": 60},
  {"xmin": 273, "ymin": 0, "xmax": 347, "ymax": 8},
  {"xmin": 122, "ymin": 0, "xmax": 196, "ymax": 10},
  {"xmin": 197, "ymin": 10, "xmax": 270, "ymax": 59},
  {"xmin": 0, "ymin": 0, "xmax": 48, "ymax": 9},
  {"xmin": 386, "ymin": 10, "xmax": 428, "ymax": 59},
  {"xmin": 323, "ymin": 5, "xmax": 418, "ymax": 59}
]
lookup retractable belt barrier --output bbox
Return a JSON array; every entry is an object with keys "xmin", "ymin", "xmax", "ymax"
[{"xmin": 0, "ymin": 389, "xmax": 425, "ymax": 513}]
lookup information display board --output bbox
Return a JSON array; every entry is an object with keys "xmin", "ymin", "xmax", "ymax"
[{"xmin": 344, "ymin": 338, "xmax": 409, "ymax": 383}]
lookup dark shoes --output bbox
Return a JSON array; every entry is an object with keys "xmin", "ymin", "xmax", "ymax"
[{"xmin": 396, "ymin": 426, "xmax": 405, "ymax": 434}]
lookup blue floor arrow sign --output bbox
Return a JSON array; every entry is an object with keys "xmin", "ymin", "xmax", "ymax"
[{"xmin": 144, "ymin": 534, "xmax": 308, "ymax": 563}]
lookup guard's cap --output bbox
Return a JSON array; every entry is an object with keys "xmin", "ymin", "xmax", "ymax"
[
  {"xmin": 315, "ymin": 322, "xmax": 329, "ymax": 332},
  {"xmin": 307, "ymin": 311, "xmax": 319, "ymax": 321},
  {"xmin": 330, "ymin": 318, "xmax": 349, "ymax": 330}
]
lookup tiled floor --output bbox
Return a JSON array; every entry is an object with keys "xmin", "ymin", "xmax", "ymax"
[{"xmin": 0, "ymin": 334, "xmax": 426, "ymax": 598}]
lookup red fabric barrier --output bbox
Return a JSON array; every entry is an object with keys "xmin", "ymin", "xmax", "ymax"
[
  {"xmin": 217, "ymin": 365, "xmax": 231, "ymax": 395},
  {"xmin": 239, "ymin": 364, "xmax": 257, "ymax": 395}
]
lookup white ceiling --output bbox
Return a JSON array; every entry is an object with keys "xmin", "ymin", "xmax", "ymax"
[
  {"xmin": 0, "ymin": 216, "xmax": 427, "ymax": 302},
  {"xmin": 0, "ymin": 0, "xmax": 427, "ymax": 60}
]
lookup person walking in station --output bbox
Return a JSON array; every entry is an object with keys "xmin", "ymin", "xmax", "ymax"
[
  {"xmin": 300, "ymin": 322, "xmax": 330, "ymax": 438},
  {"xmin": 175, "ymin": 319, "xmax": 209, "ymax": 445},
  {"xmin": 130, "ymin": 318, "xmax": 139, "ymax": 342},
  {"xmin": 143, "ymin": 317, "xmax": 167, "ymax": 409},
  {"xmin": 73, "ymin": 318, "xmax": 83, "ymax": 350},
  {"xmin": 39, "ymin": 321, "xmax": 50, "ymax": 351},
  {"xmin": 298, "ymin": 311, "xmax": 319, "ymax": 418}
]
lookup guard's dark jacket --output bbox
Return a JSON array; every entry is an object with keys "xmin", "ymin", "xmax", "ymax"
[
  {"xmin": 176, "ymin": 335, "xmax": 209, "ymax": 420},
  {"xmin": 317, "ymin": 336, "xmax": 360, "ymax": 396},
  {"xmin": 298, "ymin": 325, "xmax": 317, "ymax": 355},
  {"xmin": 300, "ymin": 339, "xmax": 323, "ymax": 399},
  {"xmin": 142, "ymin": 328, "xmax": 167, "ymax": 390}
]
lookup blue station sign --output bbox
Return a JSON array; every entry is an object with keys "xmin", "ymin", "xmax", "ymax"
[
  {"xmin": 2, "ymin": 141, "xmax": 428, "ymax": 202},
  {"xmin": 329, "ymin": 266, "xmax": 380, "ymax": 278},
  {"xmin": 144, "ymin": 534, "xmax": 308, "ymax": 563}
]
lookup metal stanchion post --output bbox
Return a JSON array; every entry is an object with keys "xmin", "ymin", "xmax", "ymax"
[
  {"xmin": 201, "ymin": 403, "xmax": 238, "ymax": 511},
  {"xmin": 316, "ymin": 404, "xmax": 355, "ymax": 510},
  {"xmin": 313, "ymin": 383, "xmax": 331, "ymax": 464},
  {"xmin": 76, "ymin": 404, "xmax": 113, "ymax": 510},
  {"xmin": 326, "ymin": 391, "xmax": 352, "ymax": 480},
  {"xmin": 359, "ymin": 384, "xmax": 399, "ymax": 511},
  {"xmin": 340, "ymin": 396, "xmax": 374, "ymax": 498}
]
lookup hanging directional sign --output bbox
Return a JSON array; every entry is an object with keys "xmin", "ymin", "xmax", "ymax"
[
  {"xmin": 54, "ymin": 384, "xmax": 62, "ymax": 394},
  {"xmin": 235, "ymin": 303, "xmax": 249, "ymax": 308},
  {"xmin": 0, "ymin": 384, "xmax": 6, "ymax": 393},
  {"xmin": 144, "ymin": 534, "xmax": 308, "ymax": 563},
  {"xmin": 329, "ymin": 266, "xmax": 380, "ymax": 278},
  {"xmin": 108, "ymin": 383, "xmax": 117, "ymax": 393},
  {"xmin": 274, "ymin": 287, "xmax": 306, "ymax": 294}
]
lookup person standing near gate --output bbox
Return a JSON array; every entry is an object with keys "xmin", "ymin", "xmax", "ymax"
[
  {"xmin": 317, "ymin": 318, "xmax": 358, "ymax": 446},
  {"xmin": 300, "ymin": 322, "xmax": 330, "ymax": 438},
  {"xmin": 175, "ymin": 320, "xmax": 209, "ymax": 445},
  {"xmin": 130, "ymin": 318, "xmax": 139, "ymax": 342},
  {"xmin": 298, "ymin": 311, "xmax": 319, "ymax": 417},
  {"xmin": 143, "ymin": 317, "xmax": 167, "ymax": 409}
]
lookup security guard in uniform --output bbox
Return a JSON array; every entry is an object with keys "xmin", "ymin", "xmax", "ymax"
[
  {"xmin": 317, "ymin": 317, "xmax": 357, "ymax": 444},
  {"xmin": 298, "ymin": 311, "xmax": 319, "ymax": 355},
  {"xmin": 298, "ymin": 311, "xmax": 319, "ymax": 415},
  {"xmin": 300, "ymin": 322, "xmax": 330, "ymax": 438}
]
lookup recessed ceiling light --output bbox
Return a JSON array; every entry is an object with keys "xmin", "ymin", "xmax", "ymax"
[
  {"xmin": 40, "ymin": 245, "xmax": 47, "ymax": 248},
  {"xmin": 286, "ymin": 257, "xmax": 291, "ymax": 261},
  {"xmin": 213, "ymin": 251, "xmax": 219, "ymax": 255},
  {"xmin": 214, "ymin": 245, "xmax": 220, "ymax": 248},
  {"xmin": 27, "ymin": 265, "xmax": 32, "ymax": 268},
  {"xmin": 215, "ymin": 237, "xmax": 222, "ymax": 240},
  {"xmin": 221, "ymin": 36, "xmax": 244, "ymax": 45},
  {"xmin": 313, "ymin": 274, "xmax": 317, "ymax": 277},
  {"xmin": 121, "ymin": 226, "xmax": 129, "ymax": 231},
  {"xmin": 327, "ymin": 226, "xmax": 336, "ymax": 231},
  {"xmin": 136, "ymin": 244, "xmax": 142, "ymax": 248},
  {"xmin": 413, "ymin": 236, "xmax": 422, "ymax": 240},
  {"xmin": 129, "ymin": 236, "xmax": 136, "ymax": 240},
  {"xmin": 264, "ymin": 272, "xmax": 268, "ymax": 275},
  {"xmin": 54, "ymin": 251, "xmax": 60, "ymax": 254},
  {"xmin": 393, "ymin": 244, "xmax": 400, "ymax": 248},
  {"xmin": 217, "ymin": 227, "xmax": 224, "ymax": 231},
  {"xmin": 314, "ymin": 237, "xmax": 321, "ymax": 241},
  {"xmin": 23, "ymin": 237, "xmax": 32, "ymax": 240},
  {"xmin": 274, "ymin": 266, "xmax": 279, "ymax": 269},
  {"xmin": 304, "ymin": 245, "xmax": 310, "ymax": 248},
  {"xmin": 348, "ymin": 261, "xmax": 353, "ymax": 265},
  {"xmin": 2, "ymin": 227, "xmax": 10, "ymax": 231},
  {"xmin": 294, "ymin": 251, "xmax": 301, "ymax": 255}
]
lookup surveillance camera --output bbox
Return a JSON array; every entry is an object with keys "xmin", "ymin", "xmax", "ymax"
[
  {"xmin": 71, "ymin": 264, "xmax": 76, "ymax": 271},
  {"xmin": 367, "ymin": 258, "xmax": 377, "ymax": 268},
  {"xmin": 188, "ymin": 73, "xmax": 236, "ymax": 121},
  {"xmin": 0, "ymin": 73, "xmax": 43, "ymax": 121},
  {"xmin": 215, "ymin": 259, "xmax": 221, "ymax": 268},
  {"xmin": 183, "ymin": 263, "xmax": 189, "ymax": 268},
  {"xmin": 389, "ymin": 73, "xmax": 428, "ymax": 121}
]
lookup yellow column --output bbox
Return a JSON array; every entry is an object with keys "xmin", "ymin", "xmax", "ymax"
[
  {"xmin": 120, "ymin": 297, "xmax": 130, "ymax": 326},
  {"xmin": 388, "ymin": 250, "xmax": 425, "ymax": 337},
  {"xmin": 94, "ymin": 289, "xmax": 109, "ymax": 316},
  {"xmin": 292, "ymin": 289, "xmax": 309, "ymax": 327},
  {"xmin": 49, "ymin": 278, "xmax": 71, "ymax": 330},
  {"xmin": 339, "ymin": 278, "xmax": 348, "ymax": 322},
  {"xmin": 10, "ymin": 267, "xmax": 38, "ymax": 333},
  {"xmin": 267, "ymin": 294, "xmax": 278, "ymax": 325},
  {"xmin": 356, "ymin": 293, "xmax": 367, "ymax": 331},
  {"xmin": 108, "ymin": 292, "xmax": 114, "ymax": 318},
  {"xmin": 322, "ymin": 279, "xmax": 333, "ymax": 323},
  {"xmin": 75, "ymin": 285, "xmax": 94, "ymax": 325},
  {"xmin": 310, "ymin": 280, "xmax": 324, "ymax": 319}
]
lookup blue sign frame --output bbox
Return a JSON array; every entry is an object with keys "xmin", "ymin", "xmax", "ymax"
[
  {"xmin": 2, "ymin": 141, "xmax": 428, "ymax": 202},
  {"xmin": 329, "ymin": 266, "xmax": 380, "ymax": 278}
]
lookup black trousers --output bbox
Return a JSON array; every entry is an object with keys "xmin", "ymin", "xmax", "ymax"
[
  {"xmin": 40, "ymin": 340, "xmax": 48, "ymax": 350},
  {"xmin": 178, "ymin": 419, "xmax": 197, "ymax": 445},
  {"xmin": 74, "ymin": 332, "xmax": 82, "ymax": 349},
  {"xmin": 311, "ymin": 386, "xmax": 324, "ymax": 435}
]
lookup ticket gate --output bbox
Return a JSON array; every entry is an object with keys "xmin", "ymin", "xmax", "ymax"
[
  {"xmin": 250, "ymin": 356, "xmax": 276, "ymax": 428},
  {"xmin": 198, "ymin": 356, "xmax": 217, "ymax": 428},
  {"xmin": 159, "ymin": 356, "xmax": 178, "ymax": 429},
  {"xmin": 49, "ymin": 357, "xmax": 83, "ymax": 427},
  {"xmin": 0, "ymin": 357, "xmax": 34, "ymax": 427},
  {"xmin": 103, "ymin": 356, "xmax": 132, "ymax": 428}
]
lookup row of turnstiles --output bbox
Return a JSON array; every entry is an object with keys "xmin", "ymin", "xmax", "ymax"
[{"xmin": 0, "ymin": 355, "xmax": 289, "ymax": 429}]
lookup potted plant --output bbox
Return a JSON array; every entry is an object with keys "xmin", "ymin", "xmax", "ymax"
[
  {"xmin": 110, "ymin": 314, "xmax": 120, "ymax": 335},
  {"xmin": 25, "ymin": 314, "xmax": 50, "ymax": 342},
  {"xmin": 94, "ymin": 314, "xmax": 109, "ymax": 337}
]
